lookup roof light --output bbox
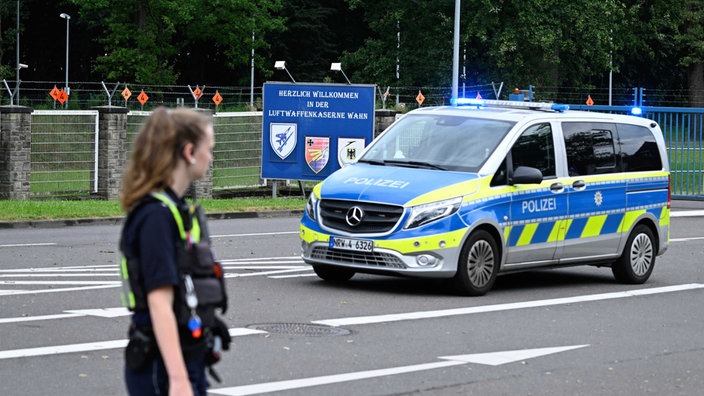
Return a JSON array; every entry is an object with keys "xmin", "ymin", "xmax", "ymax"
[
  {"xmin": 451, "ymin": 97, "xmax": 484, "ymax": 107},
  {"xmin": 451, "ymin": 98, "xmax": 569, "ymax": 112},
  {"xmin": 630, "ymin": 107, "xmax": 643, "ymax": 116}
]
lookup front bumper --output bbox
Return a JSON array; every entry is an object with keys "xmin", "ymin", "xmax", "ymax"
[{"xmin": 300, "ymin": 224, "xmax": 464, "ymax": 278}]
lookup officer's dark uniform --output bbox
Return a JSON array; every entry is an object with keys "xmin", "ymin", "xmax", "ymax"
[{"xmin": 119, "ymin": 188, "xmax": 228, "ymax": 396}]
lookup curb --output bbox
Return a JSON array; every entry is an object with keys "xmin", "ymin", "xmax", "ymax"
[{"xmin": 0, "ymin": 210, "xmax": 304, "ymax": 230}]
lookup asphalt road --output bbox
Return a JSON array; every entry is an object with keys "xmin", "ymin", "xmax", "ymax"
[{"xmin": 1, "ymin": 206, "xmax": 703, "ymax": 395}]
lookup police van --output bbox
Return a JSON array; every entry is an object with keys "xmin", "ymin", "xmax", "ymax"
[{"xmin": 300, "ymin": 99, "xmax": 670, "ymax": 295}]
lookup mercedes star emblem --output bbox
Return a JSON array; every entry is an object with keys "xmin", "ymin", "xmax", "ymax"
[{"xmin": 345, "ymin": 206, "xmax": 364, "ymax": 227}]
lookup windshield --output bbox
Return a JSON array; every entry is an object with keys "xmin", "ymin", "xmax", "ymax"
[{"xmin": 360, "ymin": 114, "xmax": 515, "ymax": 172}]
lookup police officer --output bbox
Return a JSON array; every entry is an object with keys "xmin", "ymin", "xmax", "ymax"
[{"xmin": 119, "ymin": 107, "xmax": 227, "ymax": 396}]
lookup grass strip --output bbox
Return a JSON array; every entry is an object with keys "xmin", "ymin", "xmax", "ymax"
[{"xmin": 0, "ymin": 198, "xmax": 305, "ymax": 222}]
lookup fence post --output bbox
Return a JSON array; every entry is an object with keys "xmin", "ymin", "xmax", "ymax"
[
  {"xmin": 191, "ymin": 108, "xmax": 213, "ymax": 199},
  {"xmin": 0, "ymin": 105, "xmax": 33, "ymax": 199},
  {"xmin": 374, "ymin": 109, "xmax": 399, "ymax": 137},
  {"xmin": 94, "ymin": 106, "xmax": 128, "ymax": 200}
]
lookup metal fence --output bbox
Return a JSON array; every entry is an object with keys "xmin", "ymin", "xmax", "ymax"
[
  {"xmin": 6, "ymin": 81, "xmax": 262, "ymax": 112},
  {"xmin": 126, "ymin": 111, "xmax": 265, "ymax": 191},
  {"xmin": 30, "ymin": 110, "xmax": 99, "ymax": 197},
  {"xmin": 25, "ymin": 106, "xmax": 704, "ymax": 200},
  {"xmin": 29, "ymin": 110, "xmax": 266, "ymax": 198}
]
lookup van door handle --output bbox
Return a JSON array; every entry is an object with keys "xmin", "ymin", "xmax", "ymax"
[
  {"xmin": 572, "ymin": 180, "xmax": 586, "ymax": 191},
  {"xmin": 550, "ymin": 182, "xmax": 565, "ymax": 193}
]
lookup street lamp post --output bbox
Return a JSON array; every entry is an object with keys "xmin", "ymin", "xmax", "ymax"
[
  {"xmin": 451, "ymin": 0, "xmax": 460, "ymax": 102},
  {"xmin": 60, "ymin": 13, "xmax": 71, "ymax": 105}
]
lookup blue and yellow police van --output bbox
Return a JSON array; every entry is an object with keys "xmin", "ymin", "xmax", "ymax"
[{"xmin": 300, "ymin": 99, "xmax": 670, "ymax": 295}]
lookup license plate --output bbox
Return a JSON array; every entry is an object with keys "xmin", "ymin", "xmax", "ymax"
[{"xmin": 329, "ymin": 237, "xmax": 374, "ymax": 252}]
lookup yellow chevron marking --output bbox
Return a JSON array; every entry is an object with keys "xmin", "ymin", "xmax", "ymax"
[
  {"xmin": 619, "ymin": 209, "xmax": 645, "ymax": 233},
  {"xmin": 547, "ymin": 221, "xmax": 563, "ymax": 242},
  {"xmin": 517, "ymin": 223, "xmax": 538, "ymax": 246},
  {"xmin": 582, "ymin": 215, "xmax": 607, "ymax": 238}
]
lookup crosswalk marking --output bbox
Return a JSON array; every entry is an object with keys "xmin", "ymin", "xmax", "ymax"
[{"xmin": 0, "ymin": 256, "xmax": 312, "ymax": 296}]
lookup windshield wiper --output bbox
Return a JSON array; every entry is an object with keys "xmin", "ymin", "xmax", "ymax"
[
  {"xmin": 383, "ymin": 159, "xmax": 447, "ymax": 170},
  {"xmin": 357, "ymin": 158, "xmax": 386, "ymax": 166}
]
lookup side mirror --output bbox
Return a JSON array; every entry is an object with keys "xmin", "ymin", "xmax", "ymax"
[{"xmin": 510, "ymin": 166, "xmax": 543, "ymax": 185}]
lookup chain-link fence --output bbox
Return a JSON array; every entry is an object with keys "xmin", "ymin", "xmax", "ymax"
[
  {"xmin": 4, "ymin": 80, "xmax": 701, "ymax": 111},
  {"xmin": 30, "ymin": 110, "xmax": 98, "ymax": 197},
  {"xmin": 27, "ymin": 110, "xmax": 266, "ymax": 198},
  {"xmin": 4, "ymin": 81, "xmax": 262, "ymax": 112}
]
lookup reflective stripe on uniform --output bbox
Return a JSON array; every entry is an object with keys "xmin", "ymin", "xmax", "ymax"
[
  {"xmin": 119, "ymin": 256, "xmax": 136, "ymax": 309},
  {"xmin": 150, "ymin": 191, "xmax": 201, "ymax": 243}
]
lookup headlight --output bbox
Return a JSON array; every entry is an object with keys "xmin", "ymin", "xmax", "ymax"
[
  {"xmin": 404, "ymin": 197, "xmax": 462, "ymax": 229},
  {"xmin": 305, "ymin": 192, "xmax": 319, "ymax": 221}
]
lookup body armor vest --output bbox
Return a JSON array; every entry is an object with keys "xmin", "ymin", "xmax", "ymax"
[{"xmin": 119, "ymin": 192, "xmax": 227, "ymax": 331}]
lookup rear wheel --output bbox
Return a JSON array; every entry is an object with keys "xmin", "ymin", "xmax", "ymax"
[
  {"xmin": 612, "ymin": 224, "xmax": 656, "ymax": 284},
  {"xmin": 313, "ymin": 265, "xmax": 355, "ymax": 283},
  {"xmin": 452, "ymin": 230, "xmax": 499, "ymax": 296}
]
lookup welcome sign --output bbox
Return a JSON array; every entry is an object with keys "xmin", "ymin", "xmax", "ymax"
[{"xmin": 261, "ymin": 82, "xmax": 375, "ymax": 180}]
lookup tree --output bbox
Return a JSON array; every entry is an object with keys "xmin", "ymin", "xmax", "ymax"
[
  {"xmin": 267, "ymin": 0, "xmax": 368, "ymax": 84},
  {"xmin": 343, "ymin": 0, "xmax": 457, "ymax": 88},
  {"xmin": 0, "ymin": 0, "xmax": 13, "ymax": 79},
  {"xmin": 461, "ymin": 0, "xmax": 625, "ymax": 95},
  {"xmin": 67, "ymin": 0, "xmax": 284, "ymax": 85},
  {"xmin": 677, "ymin": 0, "xmax": 704, "ymax": 106}
]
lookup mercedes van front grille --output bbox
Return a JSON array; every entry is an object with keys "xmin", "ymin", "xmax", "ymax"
[{"xmin": 319, "ymin": 199, "xmax": 404, "ymax": 233}]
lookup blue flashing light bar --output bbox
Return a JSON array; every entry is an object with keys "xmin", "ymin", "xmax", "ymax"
[
  {"xmin": 630, "ymin": 107, "xmax": 643, "ymax": 116},
  {"xmin": 451, "ymin": 98, "xmax": 569, "ymax": 112}
]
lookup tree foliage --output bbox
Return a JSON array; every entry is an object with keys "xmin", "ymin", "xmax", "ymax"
[
  {"xmin": 65, "ymin": 0, "xmax": 284, "ymax": 85},
  {"xmin": 0, "ymin": 0, "xmax": 702, "ymax": 104}
]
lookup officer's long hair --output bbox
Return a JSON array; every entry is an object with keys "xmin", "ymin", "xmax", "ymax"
[{"xmin": 120, "ymin": 107, "xmax": 212, "ymax": 212}]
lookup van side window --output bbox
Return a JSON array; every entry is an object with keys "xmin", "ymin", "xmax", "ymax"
[
  {"xmin": 562, "ymin": 122, "xmax": 618, "ymax": 176},
  {"xmin": 491, "ymin": 158, "xmax": 508, "ymax": 186},
  {"xmin": 617, "ymin": 124, "xmax": 662, "ymax": 171},
  {"xmin": 511, "ymin": 123, "xmax": 556, "ymax": 178}
]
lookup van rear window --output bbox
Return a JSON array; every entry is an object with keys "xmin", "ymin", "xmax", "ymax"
[{"xmin": 617, "ymin": 124, "xmax": 662, "ymax": 171}]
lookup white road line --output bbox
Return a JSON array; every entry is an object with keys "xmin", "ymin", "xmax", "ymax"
[
  {"xmin": 213, "ymin": 231, "xmax": 299, "ymax": 238},
  {"xmin": 269, "ymin": 273, "xmax": 317, "ymax": 279},
  {"xmin": 0, "ymin": 340, "xmax": 129, "ymax": 360},
  {"xmin": 0, "ymin": 268, "xmax": 116, "ymax": 273},
  {"xmin": 0, "ymin": 243, "xmax": 57, "ymax": 248},
  {"xmin": 221, "ymin": 266, "xmax": 306, "ymax": 270},
  {"xmin": 220, "ymin": 256, "xmax": 302, "ymax": 263},
  {"xmin": 0, "ymin": 313, "xmax": 84, "ymax": 324},
  {"xmin": 0, "ymin": 281, "xmax": 119, "ymax": 285},
  {"xmin": 226, "ymin": 268, "xmax": 313, "ymax": 278},
  {"xmin": 0, "ymin": 290, "xmax": 27, "ymax": 295},
  {"xmin": 0, "ymin": 274, "xmax": 117, "ymax": 278},
  {"xmin": 209, "ymin": 345, "xmax": 589, "ymax": 396},
  {"xmin": 0, "ymin": 284, "xmax": 119, "ymax": 296},
  {"xmin": 671, "ymin": 236, "xmax": 704, "ymax": 242},
  {"xmin": 1, "ymin": 284, "xmax": 700, "ymax": 361},
  {"xmin": 0, "ymin": 328, "xmax": 266, "ymax": 360},
  {"xmin": 671, "ymin": 210, "xmax": 704, "ymax": 217},
  {"xmin": 211, "ymin": 360, "xmax": 465, "ymax": 396},
  {"xmin": 313, "ymin": 283, "xmax": 704, "ymax": 327}
]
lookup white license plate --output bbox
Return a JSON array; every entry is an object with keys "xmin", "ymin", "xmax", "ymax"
[{"xmin": 329, "ymin": 237, "xmax": 374, "ymax": 252}]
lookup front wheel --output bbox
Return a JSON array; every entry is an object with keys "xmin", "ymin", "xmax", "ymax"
[
  {"xmin": 451, "ymin": 230, "xmax": 499, "ymax": 296},
  {"xmin": 313, "ymin": 265, "xmax": 355, "ymax": 283},
  {"xmin": 612, "ymin": 224, "xmax": 656, "ymax": 284}
]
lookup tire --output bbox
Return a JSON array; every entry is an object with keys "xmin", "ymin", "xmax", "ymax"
[
  {"xmin": 612, "ymin": 224, "xmax": 656, "ymax": 284},
  {"xmin": 452, "ymin": 230, "xmax": 499, "ymax": 296},
  {"xmin": 313, "ymin": 265, "xmax": 355, "ymax": 283}
]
